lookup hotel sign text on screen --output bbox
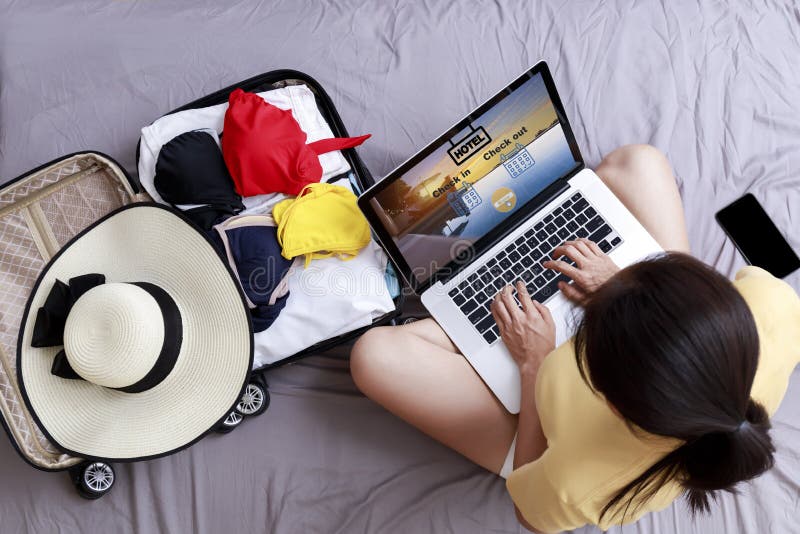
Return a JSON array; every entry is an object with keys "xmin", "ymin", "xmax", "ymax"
[{"xmin": 448, "ymin": 126, "xmax": 492, "ymax": 165}]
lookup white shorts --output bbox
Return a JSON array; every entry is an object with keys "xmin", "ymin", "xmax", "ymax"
[{"xmin": 499, "ymin": 435, "xmax": 517, "ymax": 479}]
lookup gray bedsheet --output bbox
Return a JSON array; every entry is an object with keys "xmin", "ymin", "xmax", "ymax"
[{"xmin": 1, "ymin": 1, "xmax": 798, "ymax": 532}]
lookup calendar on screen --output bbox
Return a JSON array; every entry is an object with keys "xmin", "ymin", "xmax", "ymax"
[
  {"xmin": 460, "ymin": 182, "xmax": 482, "ymax": 210},
  {"xmin": 501, "ymin": 144, "xmax": 535, "ymax": 178}
]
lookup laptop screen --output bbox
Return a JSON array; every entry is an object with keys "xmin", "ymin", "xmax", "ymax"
[{"xmin": 364, "ymin": 64, "xmax": 582, "ymax": 288}]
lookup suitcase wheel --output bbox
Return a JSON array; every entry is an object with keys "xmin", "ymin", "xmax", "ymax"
[
  {"xmin": 216, "ymin": 410, "xmax": 243, "ymax": 433},
  {"xmin": 236, "ymin": 381, "xmax": 269, "ymax": 417},
  {"xmin": 71, "ymin": 461, "xmax": 115, "ymax": 500}
]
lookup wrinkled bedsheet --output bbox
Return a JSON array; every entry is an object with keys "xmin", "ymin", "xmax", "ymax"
[{"xmin": 1, "ymin": 1, "xmax": 798, "ymax": 533}]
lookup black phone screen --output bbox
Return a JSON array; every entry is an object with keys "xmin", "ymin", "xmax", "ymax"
[{"xmin": 716, "ymin": 194, "xmax": 800, "ymax": 278}]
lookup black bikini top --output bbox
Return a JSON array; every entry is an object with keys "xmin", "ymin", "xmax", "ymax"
[{"xmin": 154, "ymin": 130, "xmax": 245, "ymax": 228}]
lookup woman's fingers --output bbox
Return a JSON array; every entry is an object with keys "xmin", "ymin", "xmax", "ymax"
[
  {"xmin": 492, "ymin": 286, "xmax": 519, "ymax": 327},
  {"xmin": 498, "ymin": 285, "xmax": 523, "ymax": 320},
  {"xmin": 532, "ymin": 300, "xmax": 554, "ymax": 327},
  {"xmin": 490, "ymin": 293, "xmax": 511, "ymax": 328},
  {"xmin": 515, "ymin": 281, "xmax": 535, "ymax": 315},
  {"xmin": 551, "ymin": 243, "xmax": 587, "ymax": 266},
  {"xmin": 569, "ymin": 239, "xmax": 594, "ymax": 258},
  {"xmin": 558, "ymin": 280, "xmax": 586, "ymax": 304},
  {"xmin": 542, "ymin": 258, "xmax": 582, "ymax": 282},
  {"xmin": 578, "ymin": 237, "xmax": 604, "ymax": 256}
]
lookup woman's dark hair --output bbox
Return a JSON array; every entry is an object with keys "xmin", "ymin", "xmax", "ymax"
[{"xmin": 574, "ymin": 252, "xmax": 775, "ymax": 522}]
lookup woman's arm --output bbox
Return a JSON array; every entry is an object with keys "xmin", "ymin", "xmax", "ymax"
[
  {"xmin": 492, "ymin": 282, "xmax": 556, "ymax": 533},
  {"xmin": 513, "ymin": 367, "xmax": 548, "ymax": 532},
  {"xmin": 514, "ymin": 366, "xmax": 548, "ymax": 469},
  {"xmin": 492, "ymin": 240, "xmax": 619, "ymax": 533}
]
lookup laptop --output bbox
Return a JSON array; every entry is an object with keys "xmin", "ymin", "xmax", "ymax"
[{"xmin": 357, "ymin": 61, "xmax": 662, "ymax": 413}]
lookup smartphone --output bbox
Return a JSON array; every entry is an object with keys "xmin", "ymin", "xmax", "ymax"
[{"xmin": 715, "ymin": 193, "xmax": 800, "ymax": 278}]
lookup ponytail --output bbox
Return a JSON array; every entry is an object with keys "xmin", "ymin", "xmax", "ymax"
[
  {"xmin": 598, "ymin": 398, "xmax": 774, "ymax": 521},
  {"xmin": 680, "ymin": 398, "xmax": 774, "ymax": 512}
]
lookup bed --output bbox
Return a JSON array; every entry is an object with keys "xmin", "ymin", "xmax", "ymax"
[{"xmin": 0, "ymin": 1, "xmax": 797, "ymax": 532}]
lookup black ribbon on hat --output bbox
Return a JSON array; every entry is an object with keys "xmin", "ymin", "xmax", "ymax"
[{"xmin": 31, "ymin": 274, "xmax": 183, "ymax": 394}]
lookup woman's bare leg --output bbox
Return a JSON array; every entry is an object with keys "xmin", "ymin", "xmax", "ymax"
[
  {"xmin": 350, "ymin": 319, "xmax": 517, "ymax": 474},
  {"xmin": 594, "ymin": 144, "xmax": 691, "ymax": 253}
]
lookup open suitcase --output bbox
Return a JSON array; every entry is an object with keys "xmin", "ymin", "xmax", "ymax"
[
  {"xmin": 0, "ymin": 70, "xmax": 403, "ymax": 499},
  {"xmin": 136, "ymin": 68, "xmax": 404, "ymax": 411}
]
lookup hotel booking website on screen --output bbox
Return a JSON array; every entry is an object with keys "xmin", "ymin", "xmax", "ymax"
[{"xmin": 370, "ymin": 73, "xmax": 578, "ymax": 284}]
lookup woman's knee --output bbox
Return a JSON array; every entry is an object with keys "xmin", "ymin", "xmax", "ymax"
[
  {"xmin": 596, "ymin": 144, "xmax": 673, "ymax": 185},
  {"xmin": 600, "ymin": 143, "xmax": 668, "ymax": 170},
  {"xmin": 350, "ymin": 327, "xmax": 396, "ymax": 394},
  {"xmin": 595, "ymin": 144, "xmax": 690, "ymax": 253}
]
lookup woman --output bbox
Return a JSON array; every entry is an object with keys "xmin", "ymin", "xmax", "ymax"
[{"xmin": 350, "ymin": 145, "xmax": 800, "ymax": 532}]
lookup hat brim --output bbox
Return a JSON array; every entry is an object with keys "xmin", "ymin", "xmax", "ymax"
[{"xmin": 17, "ymin": 203, "xmax": 253, "ymax": 461}]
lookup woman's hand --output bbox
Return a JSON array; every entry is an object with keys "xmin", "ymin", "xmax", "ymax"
[
  {"xmin": 491, "ymin": 281, "xmax": 556, "ymax": 377},
  {"xmin": 542, "ymin": 238, "xmax": 620, "ymax": 304}
]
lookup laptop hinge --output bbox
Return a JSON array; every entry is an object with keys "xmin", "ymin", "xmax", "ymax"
[{"xmin": 436, "ymin": 178, "xmax": 572, "ymax": 287}]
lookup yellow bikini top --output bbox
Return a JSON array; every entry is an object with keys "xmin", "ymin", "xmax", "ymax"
[{"xmin": 272, "ymin": 183, "xmax": 371, "ymax": 267}]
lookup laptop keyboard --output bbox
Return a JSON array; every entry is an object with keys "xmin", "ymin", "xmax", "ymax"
[{"xmin": 447, "ymin": 191, "xmax": 622, "ymax": 345}]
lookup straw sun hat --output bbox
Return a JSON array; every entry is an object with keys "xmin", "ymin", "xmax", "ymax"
[{"xmin": 17, "ymin": 203, "xmax": 253, "ymax": 461}]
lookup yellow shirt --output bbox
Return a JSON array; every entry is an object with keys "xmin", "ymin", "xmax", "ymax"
[{"xmin": 506, "ymin": 267, "xmax": 800, "ymax": 533}]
